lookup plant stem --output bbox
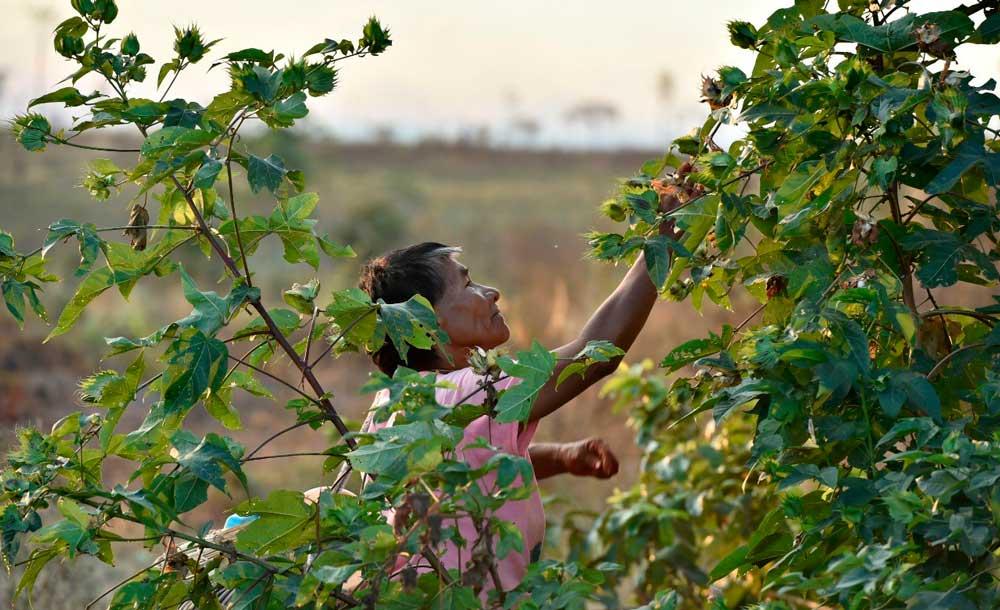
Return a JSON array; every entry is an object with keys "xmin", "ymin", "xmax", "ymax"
[
  {"xmin": 245, "ymin": 415, "xmax": 326, "ymax": 460},
  {"xmin": 922, "ymin": 308, "xmax": 997, "ymax": 327},
  {"xmin": 157, "ymin": 62, "xmax": 184, "ymax": 104},
  {"xmin": 927, "ymin": 342, "xmax": 987, "ymax": 380},
  {"xmin": 657, "ymin": 162, "xmax": 770, "ymax": 225},
  {"xmin": 85, "ymin": 555, "xmax": 168, "ymax": 609},
  {"xmin": 225, "ymin": 115, "xmax": 254, "ymax": 285},
  {"xmin": 166, "ymin": 174, "xmax": 356, "ymax": 447},
  {"xmin": 242, "ymin": 451, "xmax": 338, "ymax": 462},
  {"xmin": 19, "ymin": 125, "xmax": 141, "ymax": 152},
  {"xmin": 888, "ymin": 182, "xmax": 917, "ymax": 315},
  {"xmin": 95, "ymin": 224, "xmax": 198, "ymax": 232},
  {"xmin": 421, "ymin": 548, "xmax": 454, "ymax": 585},
  {"xmin": 226, "ymin": 351, "xmax": 321, "ymax": 405},
  {"xmin": 308, "ymin": 307, "xmax": 378, "ymax": 368},
  {"xmin": 301, "ymin": 306, "xmax": 320, "ymax": 388}
]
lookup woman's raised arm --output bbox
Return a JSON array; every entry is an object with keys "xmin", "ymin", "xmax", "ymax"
[{"xmin": 527, "ymin": 177, "xmax": 687, "ymax": 422}]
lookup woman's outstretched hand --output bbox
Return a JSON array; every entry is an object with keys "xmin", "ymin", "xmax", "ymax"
[
  {"xmin": 560, "ymin": 437, "xmax": 620, "ymax": 479},
  {"xmin": 651, "ymin": 161, "xmax": 700, "ymax": 240}
]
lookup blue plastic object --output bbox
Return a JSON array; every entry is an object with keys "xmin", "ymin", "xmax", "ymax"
[{"xmin": 223, "ymin": 513, "xmax": 259, "ymax": 529}]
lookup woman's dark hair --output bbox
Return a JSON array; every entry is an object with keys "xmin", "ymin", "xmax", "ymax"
[{"xmin": 358, "ymin": 242, "xmax": 461, "ymax": 376}]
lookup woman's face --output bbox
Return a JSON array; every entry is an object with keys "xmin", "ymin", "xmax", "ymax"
[{"xmin": 434, "ymin": 255, "xmax": 509, "ymax": 353}]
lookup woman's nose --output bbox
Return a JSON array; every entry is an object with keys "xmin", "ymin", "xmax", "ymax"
[{"xmin": 485, "ymin": 285, "xmax": 500, "ymax": 303}]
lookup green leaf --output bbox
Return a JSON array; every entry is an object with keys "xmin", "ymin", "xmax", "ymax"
[
  {"xmin": 900, "ymin": 227, "xmax": 968, "ymax": 288},
  {"xmin": 247, "ymin": 153, "xmax": 286, "ymax": 194},
  {"xmin": 879, "ymin": 370, "xmax": 942, "ymax": 421},
  {"xmin": 234, "ymin": 490, "xmax": 313, "ymax": 554},
  {"xmin": 172, "ymin": 472, "xmax": 208, "ymax": 514},
  {"xmin": 193, "ymin": 157, "xmax": 223, "ymax": 189},
  {"xmin": 28, "ymin": 86, "xmax": 95, "ymax": 108},
  {"xmin": 2, "ymin": 506, "xmax": 37, "ymax": 568},
  {"xmin": 162, "ymin": 329, "xmax": 229, "ymax": 413},
  {"xmin": 661, "ymin": 327, "xmax": 730, "ymax": 372},
  {"xmin": 379, "ymin": 294, "xmax": 448, "ymax": 363},
  {"xmin": 815, "ymin": 358, "xmax": 857, "ymax": 407},
  {"xmin": 43, "ymin": 219, "xmax": 103, "ymax": 277},
  {"xmin": 46, "ymin": 267, "xmax": 116, "ymax": 341},
  {"xmin": 32, "ymin": 519, "xmax": 97, "ymax": 558},
  {"xmin": 204, "ymin": 90, "xmax": 254, "ymax": 126},
  {"xmin": 555, "ymin": 339, "xmax": 625, "ymax": 388},
  {"xmin": 711, "ymin": 379, "xmax": 771, "ymax": 423},
  {"xmin": 1, "ymin": 280, "xmax": 27, "ymax": 328},
  {"xmin": 268, "ymin": 193, "xmax": 320, "ymax": 267},
  {"xmin": 14, "ymin": 114, "xmax": 51, "ymax": 151},
  {"xmin": 242, "ymin": 66, "xmax": 283, "ymax": 101},
  {"xmin": 79, "ymin": 353, "xmax": 144, "ymax": 410},
  {"xmin": 806, "ymin": 13, "xmax": 917, "ymax": 53},
  {"xmin": 318, "ymin": 235, "xmax": 355, "ymax": 259},
  {"xmin": 495, "ymin": 340, "xmax": 557, "ymax": 422},
  {"xmin": 925, "ymin": 138, "xmax": 987, "ymax": 195},
  {"xmin": 643, "ymin": 235, "xmax": 673, "ymax": 291},
  {"xmin": 273, "ymin": 91, "xmax": 309, "ymax": 124},
  {"xmin": 325, "ymin": 288, "xmax": 378, "ymax": 350},
  {"xmin": 140, "ymin": 126, "xmax": 191, "ymax": 157},
  {"xmin": 225, "ymin": 48, "xmax": 275, "ymax": 63},
  {"xmin": 175, "ymin": 265, "xmax": 230, "ymax": 336},
  {"xmin": 348, "ymin": 438, "xmax": 406, "ymax": 474},
  {"xmin": 709, "ymin": 544, "xmax": 748, "ymax": 581},
  {"xmin": 13, "ymin": 548, "xmax": 58, "ymax": 602},
  {"xmin": 775, "ymin": 161, "xmax": 824, "ymax": 212},
  {"xmin": 170, "ymin": 430, "xmax": 245, "ymax": 493},
  {"xmin": 970, "ymin": 13, "xmax": 1000, "ymax": 44},
  {"xmin": 283, "ymin": 278, "xmax": 320, "ymax": 315}
]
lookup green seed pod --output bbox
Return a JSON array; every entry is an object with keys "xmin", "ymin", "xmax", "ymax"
[
  {"xmin": 121, "ymin": 33, "xmax": 140, "ymax": 56},
  {"xmin": 727, "ymin": 20, "xmax": 758, "ymax": 49},
  {"xmin": 601, "ymin": 199, "xmax": 628, "ymax": 222}
]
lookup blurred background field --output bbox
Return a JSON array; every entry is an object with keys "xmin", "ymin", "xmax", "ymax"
[
  {"xmin": 0, "ymin": 132, "xmax": 757, "ymax": 607},
  {"xmin": 1, "ymin": 0, "xmax": 998, "ymax": 607}
]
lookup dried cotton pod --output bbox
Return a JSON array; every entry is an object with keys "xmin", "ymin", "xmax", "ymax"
[{"xmin": 123, "ymin": 204, "xmax": 149, "ymax": 251}]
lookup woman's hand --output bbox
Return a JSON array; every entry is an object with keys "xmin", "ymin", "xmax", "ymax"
[
  {"xmin": 560, "ymin": 438, "xmax": 620, "ymax": 479},
  {"xmin": 529, "ymin": 439, "xmax": 620, "ymax": 480},
  {"xmin": 651, "ymin": 161, "xmax": 699, "ymax": 240},
  {"xmin": 526, "ymin": 163, "xmax": 701, "ymax": 423}
]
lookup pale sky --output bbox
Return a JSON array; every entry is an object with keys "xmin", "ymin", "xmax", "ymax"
[{"xmin": 1, "ymin": 1, "xmax": 997, "ymax": 148}]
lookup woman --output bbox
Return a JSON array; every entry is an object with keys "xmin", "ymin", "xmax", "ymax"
[{"xmin": 355, "ymin": 182, "xmax": 684, "ymax": 591}]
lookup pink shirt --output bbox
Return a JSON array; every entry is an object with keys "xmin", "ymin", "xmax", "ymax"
[{"xmin": 363, "ymin": 367, "xmax": 544, "ymax": 591}]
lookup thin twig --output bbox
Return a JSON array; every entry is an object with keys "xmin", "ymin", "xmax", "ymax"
[
  {"xmin": 733, "ymin": 303, "xmax": 767, "ymax": 336},
  {"xmin": 927, "ymin": 342, "xmax": 986, "ymax": 380},
  {"xmin": 301, "ymin": 306, "xmax": 320, "ymax": 388},
  {"xmin": 225, "ymin": 115, "xmax": 254, "ymax": 285},
  {"xmin": 17, "ymin": 125, "xmax": 141, "ymax": 152},
  {"xmin": 243, "ymin": 451, "xmax": 337, "ymax": 463},
  {"xmin": 308, "ymin": 307, "xmax": 378, "ymax": 369},
  {"xmin": 157, "ymin": 61, "xmax": 184, "ymax": 104},
  {"xmin": 226, "ymin": 351, "xmax": 321, "ymax": 405},
  {"xmin": 902, "ymin": 192, "xmax": 938, "ymax": 223},
  {"xmin": 245, "ymin": 415, "xmax": 327, "ymax": 460},
  {"xmin": 656, "ymin": 162, "xmax": 770, "ymax": 225},
  {"xmin": 94, "ymin": 224, "xmax": 199, "ymax": 232},
  {"xmin": 86, "ymin": 555, "xmax": 168, "ymax": 609},
  {"xmin": 921, "ymin": 308, "xmax": 997, "ymax": 327},
  {"xmin": 421, "ymin": 548, "xmax": 455, "ymax": 585}
]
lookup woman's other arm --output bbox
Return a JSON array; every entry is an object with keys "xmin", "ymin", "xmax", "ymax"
[
  {"xmin": 528, "ymin": 173, "xmax": 689, "ymax": 422},
  {"xmin": 529, "ymin": 438, "xmax": 619, "ymax": 480}
]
